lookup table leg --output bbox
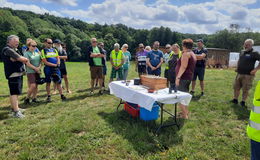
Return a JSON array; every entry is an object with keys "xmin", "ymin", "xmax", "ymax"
[
  {"xmin": 116, "ymin": 99, "xmax": 124, "ymax": 111},
  {"xmin": 156, "ymin": 103, "xmax": 179, "ymax": 133}
]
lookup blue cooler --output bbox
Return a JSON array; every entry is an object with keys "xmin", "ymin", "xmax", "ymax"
[{"xmin": 140, "ymin": 102, "xmax": 160, "ymax": 121}]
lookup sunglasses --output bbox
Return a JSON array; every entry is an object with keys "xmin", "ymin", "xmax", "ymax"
[
  {"xmin": 92, "ymin": 41, "xmax": 97, "ymax": 43},
  {"xmin": 166, "ymin": 47, "xmax": 171, "ymax": 49},
  {"xmin": 47, "ymin": 42, "xmax": 53, "ymax": 44},
  {"xmin": 31, "ymin": 45, "xmax": 37, "ymax": 47}
]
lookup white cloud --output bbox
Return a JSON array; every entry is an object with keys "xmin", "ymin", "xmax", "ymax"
[
  {"xmin": 41, "ymin": 0, "xmax": 78, "ymax": 7},
  {"xmin": 0, "ymin": 0, "xmax": 62, "ymax": 16}
]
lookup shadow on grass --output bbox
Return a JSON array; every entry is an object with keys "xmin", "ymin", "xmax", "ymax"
[
  {"xmin": 0, "ymin": 112, "xmax": 9, "ymax": 120},
  {"xmin": 98, "ymin": 110, "xmax": 184, "ymax": 155},
  {"xmin": 191, "ymin": 95, "xmax": 202, "ymax": 101},
  {"xmin": 230, "ymin": 103, "xmax": 250, "ymax": 120}
]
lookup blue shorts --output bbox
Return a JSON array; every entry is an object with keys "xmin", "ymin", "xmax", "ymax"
[
  {"xmin": 193, "ymin": 67, "xmax": 205, "ymax": 81},
  {"xmin": 138, "ymin": 65, "xmax": 147, "ymax": 74},
  {"xmin": 44, "ymin": 67, "xmax": 62, "ymax": 84},
  {"xmin": 147, "ymin": 67, "xmax": 161, "ymax": 76}
]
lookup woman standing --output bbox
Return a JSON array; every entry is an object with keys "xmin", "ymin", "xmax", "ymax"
[
  {"xmin": 24, "ymin": 40, "xmax": 42, "ymax": 104},
  {"xmin": 168, "ymin": 43, "xmax": 182, "ymax": 91},
  {"xmin": 122, "ymin": 44, "xmax": 131, "ymax": 80},
  {"xmin": 175, "ymin": 39, "xmax": 197, "ymax": 119}
]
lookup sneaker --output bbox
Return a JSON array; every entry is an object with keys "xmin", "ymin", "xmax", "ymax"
[
  {"xmin": 190, "ymin": 91, "xmax": 195, "ymax": 95},
  {"xmin": 13, "ymin": 111, "xmax": 25, "ymax": 118},
  {"xmin": 67, "ymin": 90, "xmax": 72, "ymax": 94},
  {"xmin": 32, "ymin": 98, "xmax": 40, "ymax": 103},
  {"xmin": 46, "ymin": 96, "xmax": 51, "ymax": 102},
  {"xmin": 24, "ymin": 98, "xmax": 30, "ymax": 104},
  {"xmin": 201, "ymin": 92, "xmax": 205, "ymax": 96},
  {"xmin": 230, "ymin": 99, "xmax": 238, "ymax": 104},
  {"xmin": 11, "ymin": 108, "xmax": 26, "ymax": 113},
  {"xmin": 240, "ymin": 101, "xmax": 246, "ymax": 107},
  {"xmin": 61, "ymin": 94, "xmax": 66, "ymax": 101}
]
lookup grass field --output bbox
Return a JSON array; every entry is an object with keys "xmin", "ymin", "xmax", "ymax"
[{"xmin": 0, "ymin": 62, "xmax": 259, "ymax": 160}]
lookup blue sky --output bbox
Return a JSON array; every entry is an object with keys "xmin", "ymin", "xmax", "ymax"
[{"xmin": 1, "ymin": 0, "xmax": 260, "ymax": 34}]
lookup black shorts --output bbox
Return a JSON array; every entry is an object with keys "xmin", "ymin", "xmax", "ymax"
[
  {"xmin": 138, "ymin": 65, "xmax": 147, "ymax": 74},
  {"xmin": 177, "ymin": 80, "xmax": 191, "ymax": 93},
  {"xmin": 193, "ymin": 67, "xmax": 205, "ymax": 81},
  {"xmin": 60, "ymin": 67, "xmax": 67, "ymax": 77},
  {"xmin": 8, "ymin": 76, "xmax": 23, "ymax": 95}
]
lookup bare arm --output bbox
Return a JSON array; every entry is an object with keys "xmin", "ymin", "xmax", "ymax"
[
  {"xmin": 196, "ymin": 53, "xmax": 206, "ymax": 60},
  {"xmin": 42, "ymin": 58, "xmax": 57, "ymax": 67},
  {"xmin": 156, "ymin": 57, "xmax": 164, "ymax": 69}
]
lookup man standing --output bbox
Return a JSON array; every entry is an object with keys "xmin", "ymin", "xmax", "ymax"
[
  {"xmin": 231, "ymin": 39, "xmax": 260, "ymax": 106},
  {"xmin": 146, "ymin": 41, "xmax": 164, "ymax": 76},
  {"xmin": 87, "ymin": 38, "xmax": 106, "ymax": 94},
  {"xmin": 41, "ymin": 38, "xmax": 66, "ymax": 102},
  {"xmin": 190, "ymin": 39, "xmax": 208, "ymax": 96},
  {"xmin": 247, "ymin": 80, "xmax": 260, "ymax": 160},
  {"xmin": 164, "ymin": 44, "xmax": 172, "ymax": 85},
  {"xmin": 53, "ymin": 39, "xmax": 71, "ymax": 94},
  {"xmin": 136, "ymin": 43, "xmax": 148, "ymax": 77},
  {"xmin": 1, "ymin": 35, "xmax": 28, "ymax": 118},
  {"xmin": 110, "ymin": 43, "xmax": 124, "ymax": 81}
]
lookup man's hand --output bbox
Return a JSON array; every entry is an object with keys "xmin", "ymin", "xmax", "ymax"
[
  {"xmin": 18, "ymin": 57, "xmax": 29, "ymax": 64},
  {"xmin": 151, "ymin": 66, "xmax": 156, "ymax": 71},
  {"xmin": 250, "ymin": 69, "xmax": 258, "ymax": 75}
]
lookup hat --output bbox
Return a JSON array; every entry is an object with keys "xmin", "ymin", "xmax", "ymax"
[
  {"xmin": 53, "ymin": 39, "xmax": 62, "ymax": 44},
  {"xmin": 197, "ymin": 39, "xmax": 204, "ymax": 43}
]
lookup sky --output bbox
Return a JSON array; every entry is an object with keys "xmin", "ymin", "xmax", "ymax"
[{"xmin": 0, "ymin": 0, "xmax": 260, "ymax": 34}]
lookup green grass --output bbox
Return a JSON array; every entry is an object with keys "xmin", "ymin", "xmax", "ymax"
[{"xmin": 0, "ymin": 62, "xmax": 259, "ymax": 160}]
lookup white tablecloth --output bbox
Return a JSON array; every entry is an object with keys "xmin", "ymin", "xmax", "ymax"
[{"xmin": 109, "ymin": 80, "xmax": 192, "ymax": 111}]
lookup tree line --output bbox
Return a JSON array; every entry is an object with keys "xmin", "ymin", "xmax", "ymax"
[{"xmin": 0, "ymin": 8, "xmax": 260, "ymax": 61}]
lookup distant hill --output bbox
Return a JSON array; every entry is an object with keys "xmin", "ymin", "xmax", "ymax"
[{"xmin": 0, "ymin": 8, "xmax": 259, "ymax": 61}]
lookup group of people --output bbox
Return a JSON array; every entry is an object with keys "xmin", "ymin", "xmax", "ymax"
[
  {"xmin": 1, "ymin": 34, "xmax": 260, "ymax": 159},
  {"xmin": 1, "ymin": 35, "xmax": 71, "ymax": 118}
]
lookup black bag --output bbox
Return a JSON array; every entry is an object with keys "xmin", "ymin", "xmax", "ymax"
[{"xmin": 35, "ymin": 73, "xmax": 45, "ymax": 85}]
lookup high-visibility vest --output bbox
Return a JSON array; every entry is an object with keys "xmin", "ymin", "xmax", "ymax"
[
  {"xmin": 166, "ymin": 51, "xmax": 182, "ymax": 69},
  {"xmin": 111, "ymin": 50, "xmax": 123, "ymax": 67},
  {"xmin": 247, "ymin": 80, "xmax": 260, "ymax": 142}
]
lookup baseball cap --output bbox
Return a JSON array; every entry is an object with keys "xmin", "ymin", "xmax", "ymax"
[
  {"xmin": 53, "ymin": 39, "xmax": 62, "ymax": 44},
  {"xmin": 197, "ymin": 39, "xmax": 204, "ymax": 43}
]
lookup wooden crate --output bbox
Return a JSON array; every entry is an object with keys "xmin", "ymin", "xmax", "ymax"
[{"xmin": 140, "ymin": 75, "xmax": 167, "ymax": 90}]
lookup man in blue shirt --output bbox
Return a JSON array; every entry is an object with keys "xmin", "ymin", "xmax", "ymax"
[{"xmin": 146, "ymin": 41, "xmax": 164, "ymax": 76}]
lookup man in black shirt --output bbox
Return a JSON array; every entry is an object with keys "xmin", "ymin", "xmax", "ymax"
[
  {"xmin": 191, "ymin": 39, "xmax": 207, "ymax": 96},
  {"xmin": 231, "ymin": 39, "xmax": 260, "ymax": 106},
  {"xmin": 53, "ymin": 39, "xmax": 71, "ymax": 94},
  {"xmin": 1, "ymin": 35, "xmax": 28, "ymax": 118}
]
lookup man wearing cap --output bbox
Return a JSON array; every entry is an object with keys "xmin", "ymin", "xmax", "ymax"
[
  {"xmin": 164, "ymin": 44, "xmax": 172, "ymax": 85},
  {"xmin": 110, "ymin": 43, "xmax": 124, "ymax": 82},
  {"xmin": 53, "ymin": 39, "xmax": 71, "ymax": 94},
  {"xmin": 190, "ymin": 39, "xmax": 208, "ymax": 96},
  {"xmin": 135, "ymin": 43, "xmax": 148, "ymax": 77},
  {"xmin": 41, "ymin": 38, "xmax": 66, "ymax": 102}
]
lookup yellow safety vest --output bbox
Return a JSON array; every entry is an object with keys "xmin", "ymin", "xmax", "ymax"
[
  {"xmin": 166, "ymin": 51, "xmax": 182, "ymax": 69},
  {"xmin": 247, "ymin": 80, "xmax": 260, "ymax": 142},
  {"xmin": 111, "ymin": 50, "xmax": 123, "ymax": 67}
]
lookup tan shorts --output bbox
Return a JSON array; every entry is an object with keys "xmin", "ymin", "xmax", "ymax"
[
  {"xmin": 233, "ymin": 74, "xmax": 255, "ymax": 91},
  {"xmin": 90, "ymin": 66, "xmax": 103, "ymax": 79},
  {"xmin": 27, "ymin": 73, "xmax": 40, "ymax": 84}
]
